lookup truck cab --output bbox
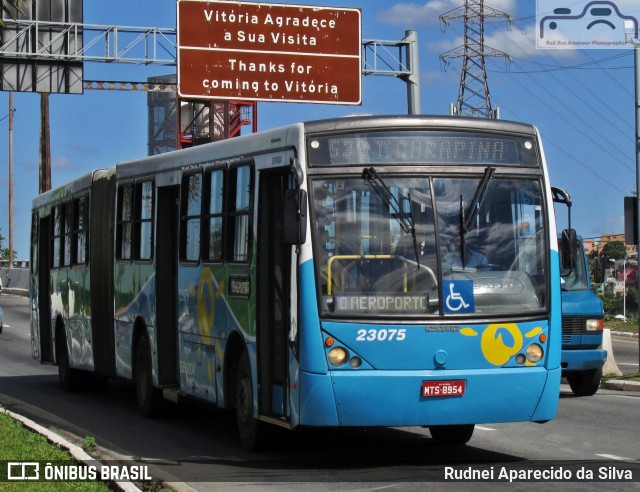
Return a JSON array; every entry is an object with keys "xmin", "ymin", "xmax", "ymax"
[
  {"xmin": 558, "ymin": 234, "xmax": 606, "ymax": 395},
  {"xmin": 553, "ymin": 187, "xmax": 606, "ymax": 396}
]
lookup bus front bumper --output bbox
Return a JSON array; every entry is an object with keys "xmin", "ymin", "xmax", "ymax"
[
  {"xmin": 298, "ymin": 367, "xmax": 561, "ymax": 427},
  {"xmin": 561, "ymin": 349, "xmax": 607, "ymax": 374}
]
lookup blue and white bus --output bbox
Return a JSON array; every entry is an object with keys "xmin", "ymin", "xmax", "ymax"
[{"xmin": 31, "ymin": 115, "xmax": 563, "ymax": 449}]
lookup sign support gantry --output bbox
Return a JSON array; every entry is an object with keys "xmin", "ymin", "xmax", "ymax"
[{"xmin": 1, "ymin": 19, "xmax": 420, "ymax": 112}]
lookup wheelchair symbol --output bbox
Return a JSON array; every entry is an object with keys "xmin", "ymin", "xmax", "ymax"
[
  {"xmin": 445, "ymin": 282, "xmax": 469, "ymax": 311},
  {"xmin": 444, "ymin": 281, "xmax": 473, "ymax": 313}
]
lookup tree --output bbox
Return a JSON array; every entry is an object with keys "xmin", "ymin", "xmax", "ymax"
[
  {"xmin": 601, "ymin": 241, "xmax": 627, "ymax": 261},
  {"xmin": 625, "ymin": 287, "xmax": 638, "ymax": 315},
  {"xmin": 598, "ymin": 290, "xmax": 623, "ymax": 316},
  {"xmin": 0, "ymin": 229, "xmax": 18, "ymax": 260}
]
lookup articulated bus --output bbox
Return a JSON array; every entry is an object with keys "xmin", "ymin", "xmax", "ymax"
[{"xmin": 30, "ymin": 115, "xmax": 563, "ymax": 449}]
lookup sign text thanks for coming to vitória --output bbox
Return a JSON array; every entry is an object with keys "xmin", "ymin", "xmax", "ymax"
[{"xmin": 177, "ymin": 0, "xmax": 362, "ymax": 104}]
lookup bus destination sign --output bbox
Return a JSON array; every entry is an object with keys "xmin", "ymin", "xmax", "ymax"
[{"xmin": 177, "ymin": 0, "xmax": 362, "ymax": 104}]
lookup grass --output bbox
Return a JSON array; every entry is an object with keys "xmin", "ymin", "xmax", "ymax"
[
  {"xmin": 604, "ymin": 319, "xmax": 640, "ymax": 334},
  {"xmin": 603, "ymin": 373, "xmax": 640, "ymax": 381},
  {"xmin": 0, "ymin": 412, "xmax": 110, "ymax": 492}
]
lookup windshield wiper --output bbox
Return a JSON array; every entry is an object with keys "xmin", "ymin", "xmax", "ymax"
[
  {"xmin": 362, "ymin": 167, "xmax": 421, "ymax": 268},
  {"xmin": 463, "ymin": 167, "xmax": 495, "ymax": 234},
  {"xmin": 460, "ymin": 167, "xmax": 495, "ymax": 266}
]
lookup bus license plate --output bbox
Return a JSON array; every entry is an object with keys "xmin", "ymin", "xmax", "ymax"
[{"xmin": 421, "ymin": 380, "xmax": 465, "ymax": 397}]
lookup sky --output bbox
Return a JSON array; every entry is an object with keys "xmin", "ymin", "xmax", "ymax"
[{"xmin": 0, "ymin": 0, "xmax": 639, "ymax": 259}]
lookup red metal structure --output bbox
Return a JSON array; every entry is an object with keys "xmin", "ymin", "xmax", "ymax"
[{"xmin": 177, "ymin": 99, "xmax": 258, "ymax": 149}]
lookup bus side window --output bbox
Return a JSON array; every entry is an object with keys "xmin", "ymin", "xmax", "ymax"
[
  {"xmin": 204, "ymin": 168, "xmax": 225, "ymax": 263},
  {"xmin": 75, "ymin": 196, "xmax": 88, "ymax": 265},
  {"xmin": 52, "ymin": 204, "xmax": 64, "ymax": 269},
  {"xmin": 136, "ymin": 181, "xmax": 154, "ymax": 261},
  {"xmin": 180, "ymin": 173, "xmax": 203, "ymax": 263},
  {"xmin": 227, "ymin": 164, "xmax": 252, "ymax": 263},
  {"xmin": 64, "ymin": 202, "xmax": 74, "ymax": 266},
  {"xmin": 31, "ymin": 213, "xmax": 38, "ymax": 274},
  {"xmin": 116, "ymin": 184, "xmax": 134, "ymax": 261}
]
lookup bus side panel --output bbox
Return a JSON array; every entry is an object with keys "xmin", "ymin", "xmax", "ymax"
[
  {"xmin": 298, "ymin": 371, "xmax": 339, "ymax": 426},
  {"xmin": 176, "ymin": 265, "xmax": 224, "ymax": 404},
  {"xmin": 90, "ymin": 172, "xmax": 116, "ymax": 377},
  {"xmin": 548, "ymin": 250, "xmax": 563, "ymax": 371},
  {"xmin": 296, "ymin": 260, "xmax": 339, "ymax": 426},
  {"xmin": 30, "ymin": 271, "xmax": 40, "ymax": 360},
  {"xmin": 175, "ymin": 263, "xmax": 258, "ymax": 405},
  {"xmin": 67, "ymin": 265, "xmax": 93, "ymax": 370},
  {"xmin": 298, "ymin": 260, "xmax": 326, "ymax": 375},
  {"xmin": 32, "ymin": 215, "xmax": 53, "ymax": 363},
  {"xmin": 532, "ymin": 367, "xmax": 560, "ymax": 421},
  {"xmin": 116, "ymin": 265, "xmax": 156, "ymax": 380},
  {"xmin": 50, "ymin": 268, "xmax": 67, "ymax": 360}
]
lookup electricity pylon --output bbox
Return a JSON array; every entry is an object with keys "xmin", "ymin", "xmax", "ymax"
[{"xmin": 439, "ymin": 0, "xmax": 511, "ymax": 118}]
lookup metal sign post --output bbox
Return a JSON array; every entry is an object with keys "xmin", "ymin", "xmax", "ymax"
[{"xmin": 635, "ymin": 43, "xmax": 640, "ymax": 369}]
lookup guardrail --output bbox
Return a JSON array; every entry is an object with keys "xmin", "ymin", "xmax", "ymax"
[{"xmin": 0, "ymin": 263, "xmax": 30, "ymax": 296}]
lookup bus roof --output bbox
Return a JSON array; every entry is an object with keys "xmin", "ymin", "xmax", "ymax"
[
  {"xmin": 302, "ymin": 115, "xmax": 538, "ymax": 136},
  {"xmin": 32, "ymin": 168, "xmax": 114, "ymax": 210}
]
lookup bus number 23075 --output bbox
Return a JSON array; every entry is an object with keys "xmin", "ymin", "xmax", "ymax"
[{"xmin": 356, "ymin": 328, "xmax": 407, "ymax": 342}]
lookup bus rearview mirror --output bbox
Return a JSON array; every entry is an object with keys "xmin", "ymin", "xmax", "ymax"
[
  {"xmin": 284, "ymin": 189, "xmax": 307, "ymax": 246},
  {"xmin": 561, "ymin": 228, "xmax": 577, "ymax": 270}
]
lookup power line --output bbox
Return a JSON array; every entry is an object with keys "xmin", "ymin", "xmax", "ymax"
[
  {"xmin": 487, "ymin": 20, "xmax": 636, "ymax": 150},
  {"xmin": 439, "ymin": 4, "xmax": 636, "ymax": 160},
  {"xmin": 498, "ymin": 75, "xmax": 634, "ymax": 184},
  {"xmin": 489, "ymin": 51, "xmax": 632, "ymax": 73},
  {"xmin": 0, "ymin": 108, "xmax": 16, "ymax": 123}
]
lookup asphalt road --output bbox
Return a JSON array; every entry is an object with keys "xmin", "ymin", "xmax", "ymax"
[
  {"xmin": 611, "ymin": 332, "xmax": 640, "ymax": 376},
  {"xmin": 1, "ymin": 294, "xmax": 639, "ymax": 492}
]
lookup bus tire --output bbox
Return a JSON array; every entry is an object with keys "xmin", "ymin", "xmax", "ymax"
[
  {"xmin": 428, "ymin": 424, "xmax": 475, "ymax": 445},
  {"xmin": 567, "ymin": 367, "xmax": 602, "ymax": 397},
  {"xmin": 235, "ymin": 351, "xmax": 266, "ymax": 451},
  {"xmin": 134, "ymin": 332, "xmax": 160, "ymax": 417},
  {"xmin": 56, "ymin": 326, "xmax": 80, "ymax": 392}
]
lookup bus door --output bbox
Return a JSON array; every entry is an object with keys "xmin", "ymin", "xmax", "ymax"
[
  {"xmin": 156, "ymin": 185, "xmax": 179, "ymax": 386},
  {"xmin": 257, "ymin": 166, "xmax": 296, "ymax": 420},
  {"xmin": 37, "ymin": 214, "xmax": 53, "ymax": 363}
]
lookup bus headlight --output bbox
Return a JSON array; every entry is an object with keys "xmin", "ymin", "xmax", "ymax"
[
  {"xmin": 328, "ymin": 347, "xmax": 349, "ymax": 367},
  {"xmin": 526, "ymin": 344, "xmax": 543, "ymax": 363}
]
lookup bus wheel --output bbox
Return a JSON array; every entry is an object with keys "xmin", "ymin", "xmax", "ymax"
[
  {"xmin": 428, "ymin": 424, "xmax": 475, "ymax": 445},
  {"xmin": 56, "ymin": 328, "xmax": 80, "ymax": 392},
  {"xmin": 567, "ymin": 367, "xmax": 602, "ymax": 397},
  {"xmin": 235, "ymin": 351, "xmax": 265, "ymax": 451},
  {"xmin": 134, "ymin": 333, "xmax": 160, "ymax": 417}
]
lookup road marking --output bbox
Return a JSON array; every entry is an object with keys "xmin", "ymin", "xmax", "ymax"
[
  {"xmin": 595, "ymin": 454, "xmax": 640, "ymax": 464},
  {"xmin": 475, "ymin": 425, "xmax": 497, "ymax": 431},
  {"xmin": 605, "ymin": 394, "xmax": 640, "ymax": 400},
  {"xmin": 614, "ymin": 338, "xmax": 639, "ymax": 345},
  {"xmin": 618, "ymin": 362, "xmax": 639, "ymax": 366}
]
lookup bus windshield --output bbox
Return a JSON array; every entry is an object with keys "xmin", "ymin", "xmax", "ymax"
[{"xmin": 311, "ymin": 174, "xmax": 547, "ymax": 318}]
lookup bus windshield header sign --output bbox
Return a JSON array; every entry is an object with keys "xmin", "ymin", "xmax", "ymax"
[
  {"xmin": 307, "ymin": 131, "xmax": 539, "ymax": 167},
  {"xmin": 177, "ymin": 0, "xmax": 362, "ymax": 104}
]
